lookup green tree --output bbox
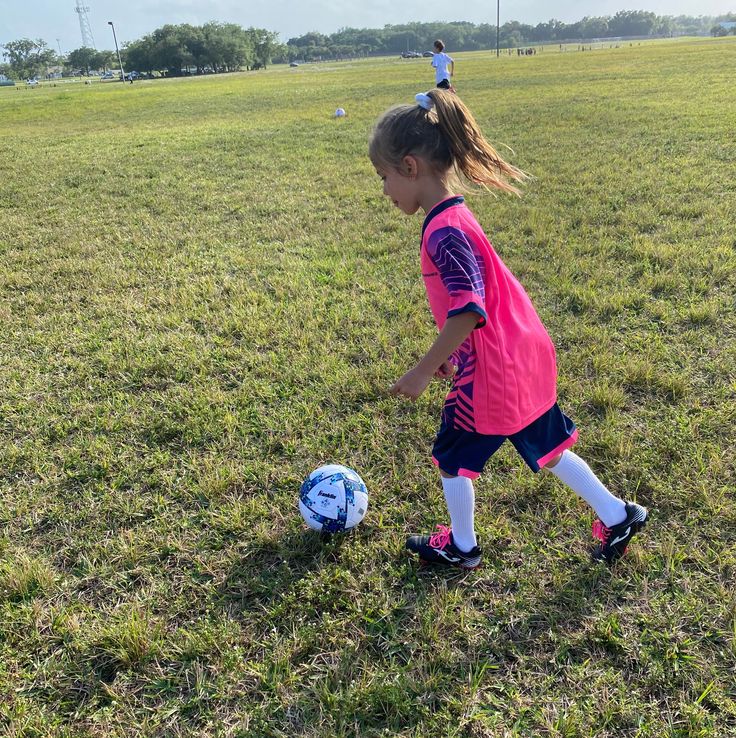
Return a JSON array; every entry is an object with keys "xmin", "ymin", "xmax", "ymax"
[
  {"xmin": 652, "ymin": 16, "xmax": 674, "ymax": 37},
  {"xmin": 608, "ymin": 10, "xmax": 657, "ymax": 37},
  {"xmin": 202, "ymin": 22, "xmax": 254, "ymax": 72},
  {"xmin": 531, "ymin": 19, "xmax": 566, "ymax": 42},
  {"xmin": 286, "ymin": 31, "xmax": 331, "ymax": 61},
  {"xmin": 180, "ymin": 24, "xmax": 207, "ymax": 71},
  {"xmin": 150, "ymin": 24, "xmax": 194, "ymax": 74},
  {"xmin": 123, "ymin": 36, "xmax": 156, "ymax": 73},
  {"xmin": 67, "ymin": 46, "xmax": 97, "ymax": 75},
  {"xmin": 247, "ymin": 28, "xmax": 279, "ymax": 69},
  {"xmin": 1, "ymin": 38, "xmax": 55, "ymax": 79},
  {"xmin": 93, "ymin": 50, "xmax": 116, "ymax": 72},
  {"xmin": 497, "ymin": 21, "xmax": 534, "ymax": 48},
  {"xmin": 575, "ymin": 16, "xmax": 610, "ymax": 39}
]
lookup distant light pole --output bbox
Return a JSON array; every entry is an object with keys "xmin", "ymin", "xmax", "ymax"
[
  {"xmin": 496, "ymin": 0, "xmax": 500, "ymax": 57},
  {"xmin": 108, "ymin": 21, "xmax": 125, "ymax": 81}
]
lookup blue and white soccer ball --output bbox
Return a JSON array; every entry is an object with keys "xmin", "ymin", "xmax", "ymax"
[
  {"xmin": 334, "ymin": 107, "xmax": 346, "ymax": 117},
  {"xmin": 299, "ymin": 464, "xmax": 368, "ymax": 533}
]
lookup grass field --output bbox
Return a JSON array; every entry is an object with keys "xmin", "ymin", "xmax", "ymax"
[{"xmin": 1, "ymin": 36, "xmax": 735, "ymax": 737}]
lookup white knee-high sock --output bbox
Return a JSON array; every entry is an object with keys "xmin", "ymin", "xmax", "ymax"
[
  {"xmin": 441, "ymin": 476, "xmax": 477, "ymax": 552},
  {"xmin": 548, "ymin": 451, "xmax": 627, "ymax": 527}
]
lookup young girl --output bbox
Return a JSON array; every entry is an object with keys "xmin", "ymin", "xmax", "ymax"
[
  {"xmin": 369, "ymin": 90, "xmax": 648, "ymax": 568},
  {"xmin": 431, "ymin": 40, "xmax": 454, "ymax": 90}
]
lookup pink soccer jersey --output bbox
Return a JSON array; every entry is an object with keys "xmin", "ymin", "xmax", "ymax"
[{"xmin": 421, "ymin": 196, "xmax": 558, "ymax": 435}]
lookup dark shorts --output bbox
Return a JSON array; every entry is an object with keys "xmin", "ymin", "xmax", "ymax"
[
  {"xmin": 437, "ymin": 78, "xmax": 451, "ymax": 89},
  {"xmin": 431, "ymin": 403, "xmax": 578, "ymax": 478}
]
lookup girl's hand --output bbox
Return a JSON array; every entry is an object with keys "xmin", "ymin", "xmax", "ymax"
[
  {"xmin": 389, "ymin": 367, "xmax": 433, "ymax": 401},
  {"xmin": 434, "ymin": 361, "xmax": 455, "ymax": 379},
  {"xmin": 392, "ymin": 313, "xmax": 475, "ymax": 400}
]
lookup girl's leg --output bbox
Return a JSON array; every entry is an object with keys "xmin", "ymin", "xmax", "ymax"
[
  {"xmin": 545, "ymin": 451, "xmax": 627, "ymax": 527},
  {"xmin": 405, "ymin": 467, "xmax": 482, "ymax": 569},
  {"xmin": 439, "ymin": 469, "xmax": 477, "ymax": 552}
]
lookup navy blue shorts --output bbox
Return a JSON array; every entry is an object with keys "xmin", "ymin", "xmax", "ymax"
[{"xmin": 431, "ymin": 403, "xmax": 578, "ymax": 478}]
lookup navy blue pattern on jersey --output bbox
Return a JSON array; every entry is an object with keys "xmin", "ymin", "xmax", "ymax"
[
  {"xmin": 424, "ymin": 225, "xmax": 488, "ymax": 433},
  {"xmin": 426, "ymin": 226, "xmax": 487, "ymax": 325},
  {"xmin": 421, "ymin": 196, "xmax": 465, "ymax": 238},
  {"xmin": 442, "ymin": 341, "xmax": 477, "ymax": 431}
]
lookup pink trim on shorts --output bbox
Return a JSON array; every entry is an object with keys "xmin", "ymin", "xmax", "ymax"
[
  {"xmin": 537, "ymin": 428, "xmax": 579, "ymax": 469},
  {"xmin": 432, "ymin": 456, "xmax": 481, "ymax": 479},
  {"xmin": 458, "ymin": 467, "xmax": 481, "ymax": 479}
]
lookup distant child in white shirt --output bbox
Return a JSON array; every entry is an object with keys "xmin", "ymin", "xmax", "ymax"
[{"xmin": 431, "ymin": 39, "xmax": 454, "ymax": 90}]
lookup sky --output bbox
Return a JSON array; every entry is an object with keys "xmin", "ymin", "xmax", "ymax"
[{"xmin": 1, "ymin": 0, "xmax": 734, "ymax": 51}]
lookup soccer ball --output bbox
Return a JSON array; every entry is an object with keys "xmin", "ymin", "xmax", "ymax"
[
  {"xmin": 334, "ymin": 107, "xmax": 346, "ymax": 117},
  {"xmin": 299, "ymin": 464, "xmax": 368, "ymax": 533}
]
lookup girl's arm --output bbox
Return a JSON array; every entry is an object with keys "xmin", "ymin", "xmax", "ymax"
[{"xmin": 390, "ymin": 311, "xmax": 479, "ymax": 400}]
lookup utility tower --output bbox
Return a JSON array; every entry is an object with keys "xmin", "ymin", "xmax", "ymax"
[{"xmin": 74, "ymin": 0, "xmax": 96, "ymax": 49}]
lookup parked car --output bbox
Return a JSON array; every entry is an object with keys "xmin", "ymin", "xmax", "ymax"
[
  {"xmin": 99, "ymin": 71, "xmax": 115, "ymax": 80},
  {"xmin": 289, "ymin": 62, "xmax": 300, "ymax": 67},
  {"xmin": 422, "ymin": 51, "xmax": 434, "ymax": 57},
  {"xmin": 0, "ymin": 77, "xmax": 15, "ymax": 87},
  {"xmin": 401, "ymin": 51, "xmax": 422, "ymax": 58},
  {"xmin": 124, "ymin": 71, "xmax": 141, "ymax": 81},
  {"xmin": 26, "ymin": 78, "xmax": 39, "ymax": 86}
]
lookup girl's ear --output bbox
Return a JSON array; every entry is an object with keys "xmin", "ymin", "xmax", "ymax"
[{"xmin": 401, "ymin": 155, "xmax": 419, "ymax": 179}]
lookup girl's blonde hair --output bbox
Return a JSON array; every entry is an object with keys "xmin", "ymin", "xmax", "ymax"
[{"xmin": 369, "ymin": 89, "xmax": 527, "ymax": 196}]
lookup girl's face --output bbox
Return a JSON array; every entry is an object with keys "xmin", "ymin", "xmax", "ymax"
[{"xmin": 375, "ymin": 164, "xmax": 421, "ymax": 215}]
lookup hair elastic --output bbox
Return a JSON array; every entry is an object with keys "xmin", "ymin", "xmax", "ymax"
[{"xmin": 415, "ymin": 92, "xmax": 434, "ymax": 111}]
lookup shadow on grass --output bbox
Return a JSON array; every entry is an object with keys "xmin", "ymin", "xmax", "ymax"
[
  {"xmin": 218, "ymin": 514, "xmax": 612, "ymax": 637},
  {"xmin": 214, "ymin": 522, "xmax": 634, "ymax": 735},
  {"xmin": 217, "ymin": 527, "xmax": 360, "ymax": 613},
  {"xmin": 408, "ymin": 547, "xmax": 616, "ymax": 657}
]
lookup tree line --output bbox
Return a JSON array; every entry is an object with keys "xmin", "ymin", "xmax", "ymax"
[
  {"xmin": 2, "ymin": 11, "xmax": 735, "ymax": 80},
  {"xmin": 284, "ymin": 12, "xmax": 736, "ymax": 61},
  {"xmin": 124, "ymin": 23, "xmax": 282, "ymax": 75},
  {"xmin": 0, "ymin": 23, "xmax": 283, "ymax": 79}
]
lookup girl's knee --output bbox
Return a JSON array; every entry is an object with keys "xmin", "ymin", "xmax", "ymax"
[{"xmin": 543, "ymin": 453, "xmax": 564, "ymax": 469}]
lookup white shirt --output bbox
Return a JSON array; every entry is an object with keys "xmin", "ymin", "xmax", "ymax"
[{"xmin": 432, "ymin": 52, "xmax": 453, "ymax": 84}]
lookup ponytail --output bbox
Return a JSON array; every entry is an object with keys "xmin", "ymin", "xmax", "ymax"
[
  {"xmin": 426, "ymin": 89, "xmax": 527, "ymax": 195},
  {"xmin": 369, "ymin": 90, "xmax": 527, "ymax": 196}
]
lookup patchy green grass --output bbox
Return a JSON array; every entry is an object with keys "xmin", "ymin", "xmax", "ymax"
[{"xmin": 1, "ymin": 37, "xmax": 735, "ymax": 737}]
